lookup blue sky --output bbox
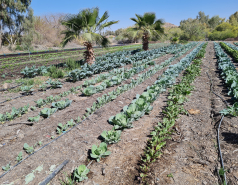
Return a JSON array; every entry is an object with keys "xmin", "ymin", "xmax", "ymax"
[{"xmin": 32, "ymin": 0, "xmax": 238, "ymax": 31}]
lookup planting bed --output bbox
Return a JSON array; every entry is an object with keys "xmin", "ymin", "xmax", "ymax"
[{"xmin": 1, "ymin": 42, "xmax": 238, "ymax": 185}]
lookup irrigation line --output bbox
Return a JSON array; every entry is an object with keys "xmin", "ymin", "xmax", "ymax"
[{"xmin": 206, "ymin": 72, "xmax": 227, "ymax": 185}]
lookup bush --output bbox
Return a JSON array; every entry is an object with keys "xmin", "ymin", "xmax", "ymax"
[
  {"xmin": 66, "ymin": 58, "xmax": 81, "ymax": 70},
  {"xmin": 15, "ymin": 45, "xmax": 23, "ymax": 51},
  {"xmin": 209, "ymin": 29, "xmax": 237, "ymax": 41},
  {"xmin": 47, "ymin": 66, "xmax": 64, "ymax": 78}
]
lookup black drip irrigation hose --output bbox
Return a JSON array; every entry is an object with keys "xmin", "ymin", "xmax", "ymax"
[
  {"xmin": 0, "ymin": 114, "xmax": 93, "ymax": 179},
  {"xmin": 206, "ymin": 72, "xmax": 227, "ymax": 185}
]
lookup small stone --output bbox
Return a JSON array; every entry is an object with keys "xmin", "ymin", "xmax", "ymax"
[
  {"xmin": 102, "ymin": 168, "xmax": 105, "ymax": 176},
  {"xmin": 2, "ymin": 83, "xmax": 9, "ymax": 89}
]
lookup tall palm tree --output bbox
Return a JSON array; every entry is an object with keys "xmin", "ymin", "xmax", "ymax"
[
  {"xmin": 61, "ymin": 8, "xmax": 118, "ymax": 64},
  {"xmin": 130, "ymin": 13, "xmax": 164, "ymax": 51}
]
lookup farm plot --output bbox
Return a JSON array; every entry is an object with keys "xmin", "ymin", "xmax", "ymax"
[{"xmin": 0, "ymin": 42, "xmax": 201, "ymax": 184}]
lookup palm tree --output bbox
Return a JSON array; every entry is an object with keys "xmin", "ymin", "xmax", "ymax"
[
  {"xmin": 61, "ymin": 8, "xmax": 118, "ymax": 64},
  {"xmin": 130, "ymin": 13, "xmax": 164, "ymax": 51}
]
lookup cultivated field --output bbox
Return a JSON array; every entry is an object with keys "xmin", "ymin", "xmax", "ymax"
[{"xmin": 1, "ymin": 42, "xmax": 238, "ymax": 185}]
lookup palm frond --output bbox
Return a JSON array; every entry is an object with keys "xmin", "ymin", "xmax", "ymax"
[
  {"xmin": 143, "ymin": 12, "xmax": 156, "ymax": 25},
  {"xmin": 99, "ymin": 20, "xmax": 119, "ymax": 31},
  {"xmin": 97, "ymin": 11, "xmax": 109, "ymax": 26}
]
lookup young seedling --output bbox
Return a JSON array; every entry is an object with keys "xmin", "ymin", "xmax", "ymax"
[
  {"xmin": 90, "ymin": 142, "xmax": 111, "ymax": 162},
  {"xmin": 2, "ymin": 162, "xmax": 11, "ymax": 171},
  {"xmin": 16, "ymin": 152, "xmax": 23, "ymax": 162},
  {"xmin": 73, "ymin": 165, "xmax": 90, "ymax": 182},
  {"xmin": 23, "ymin": 143, "xmax": 34, "ymax": 154}
]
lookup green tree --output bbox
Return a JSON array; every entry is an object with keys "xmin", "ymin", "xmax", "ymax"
[
  {"xmin": 180, "ymin": 18, "xmax": 206, "ymax": 41},
  {"xmin": 21, "ymin": 8, "xmax": 36, "ymax": 50},
  {"xmin": 229, "ymin": 11, "xmax": 238, "ymax": 26},
  {"xmin": 208, "ymin": 15, "xmax": 225, "ymax": 29},
  {"xmin": 61, "ymin": 7, "xmax": 118, "ymax": 64},
  {"xmin": 0, "ymin": 0, "xmax": 32, "ymax": 47},
  {"xmin": 130, "ymin": 12, "xmax": 164, "ymax": 50}
]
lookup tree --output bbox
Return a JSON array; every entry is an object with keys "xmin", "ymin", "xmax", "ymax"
[
  {"xmin": 208, "ymin": 15, "xmax": 225, "ymax": 29},
  {"xmin": 130, "ymin": 12, "xmax": 164, "ymax": 50},
  {"xmin": 21, "ymin": 8, "xmax": 36, "ymax": 50},
  {"xmin": 229, "ymin": 11, "xmax": 238, "ymax": 26},
  {"xmin": 196, "ymin": 11, "xmax": 209, "ymax": 25},
  {"xmin": 0, "ymin": 0, "xmax": 32, "ymax": 47},
  {"xmin": 180, "ymin": 18, "xmax": 206, "ymax": 40},
  {"xmin": 61, "ymin": 8, "xmax": 118, "ymax": 64}
]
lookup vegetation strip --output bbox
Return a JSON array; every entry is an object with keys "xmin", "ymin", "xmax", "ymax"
[
  {"xmin": 57, "ymin": 43, "xmax": 197, "ymax": 135},
  {"xmin": 214, "ymin": 42, "xmax": 238, "ymax": 116},
  {"xmin": 138, "ymin": 43, "xmax": 207, "ymax": 184},
  {"xmin": 58, "ymin": 42, "xmax": 204, "ymax": 183}
]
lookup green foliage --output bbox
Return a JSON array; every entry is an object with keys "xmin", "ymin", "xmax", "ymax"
[
  {"xmin": 16, "ymin": 152, "xmax": 23, "ymax": 162},
  {"xmin": 220, "ymin": 42, "xmax": 238, "ymax": 62},
  {"xmin": 40, "ymin": 108, "xmax": 57, "ymax": 118},
  {"xmin": 66, "ymin": 58, "xmax": 81, "ymax": 70},
  {"xmin": 73, "ymin": 165, "xmax": 90, "ymax": 182},
  {"xmin": 28, "ymin": 115, "xmax": 40, "ymax": 122},
  {"xmin": 90, "ymin": 142, "xmax": 111, "ymax": 162},
  {"xmin": 47, "ymin": 66, "xmax": 65, "ymax": 78},
  {"xmin": 61, "ymin": 8, "xmax": 118, "ymax": 48},
  {"xmin": 51, "ymin": 99, "xmax": 72, "ymax": 110},
  {"xmin": 23, "ymin": 143, "xmax": 34, "ymax": 154},
  {"xmin": 21, "ymin": 85, "xmax": 34, "ymax": 94},
  {"xmin": 2, "ymin": 162, "xmax": 11, "ymax": 171},
  {"xmin": 220, "ymin": 102, "xmax": 238, "ymax": 116},
  {"xmin": 46, "ymin": 78, "xmax": 63, "ymax": 88},
  {"xmin": 101, "ymin": 129, "xmax": 121, "ymax": 144}
]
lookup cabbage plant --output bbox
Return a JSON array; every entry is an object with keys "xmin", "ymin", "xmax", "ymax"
[
  {"xmin": 73, "ymin": 165, "xmax": 90, "ymax": 182},
  {"xmin": 90, "ymin": 142, "xmax": 111, "ymax": 162}
]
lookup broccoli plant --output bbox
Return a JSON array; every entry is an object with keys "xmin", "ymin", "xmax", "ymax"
[
  {"xmin": 90, "ymin": 142, "xmax": 111, "ymax": 162},
  {"xmin": 38, "ymin": 84, "xmax": 47, "ymax": 91},
  {"xmin": 23, "ymin": 143, "xmax": 34, "ymax": 154},
  {"xmin": 51, "ymin": 99, "xmax": 72, "ymax": 110},
  {"xmin": 40, "ymin": 108, "xmax": 57, "ymax": 118},
  {"xmin": 101, "ymin": 129, "xmax": 121, "ymax": 144},
  {"xmin": 21, "ymin": 66, "xmax": 38, "ymax": 78},
  {"xmin": 21, "ymin": 85, "xmax": 34, "ymax": 95},
  {"xmin": 46, "ymin": 78, "xmax": 62, "ymax": 88},
  {"xmin": 16, "ymin": 152, "xmax": 23, "ymax": 162},
  {"xmin": 35, "ymin": 99, "xmax": 45, "ymax": 108},
  {"xmin": 28, "ymin": 115, "xmax": 40, "ymax": 122},
  {"xmin": 73, "ymin": 165, "xmax": 90, "ymax": 182},
  {"xmin": 220, "ymin": 102, "xmax": 238, "ymax": 116},
  {"xmin": 2, "ymin": 162, "xmax": 11, "ymax": 171}
]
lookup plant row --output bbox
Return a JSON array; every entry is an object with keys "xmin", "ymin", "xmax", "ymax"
[
  {"xmin": 56, "ymin": 42, "xmax": 198, "ymax": 135},
  {"xmin": 220, "ymin": 42, "xmax": 238, "ymax": 62},
  {"xmin": 0, "ymin": 42, "xmax": 197, "ymax": 181},
  {"xmin": 139, "ymin": 43, "xmax": 207, "ymax": 183},
  {"xmin": 67, "ymin": 44, "xmax": 192, "ymax": 82},
  {"xmin": 214, "ymin": 42, "xmax": 238, "ymax": 116},
  {"xmin": 60, "ymin": 42, "xmax": 205, "ymax": 183}
]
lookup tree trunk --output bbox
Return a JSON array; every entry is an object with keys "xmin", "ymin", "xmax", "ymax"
[
  {"xmin": 142, "ymin": 33, "xmax": 149, "ymax": 51},
  {"xmin": 83, "ymin": 42, "xmax": 95, "ymax": 65}
]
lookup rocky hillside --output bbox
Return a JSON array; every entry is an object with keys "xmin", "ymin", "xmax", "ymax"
[{"xmin": 163, "ymin": 22, "xmax": 178, "ymax": 28}]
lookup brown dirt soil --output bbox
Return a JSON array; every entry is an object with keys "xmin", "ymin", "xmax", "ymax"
[{"xmin": 0, "ymin": 46, "xmax": 196, "ymax": 184}]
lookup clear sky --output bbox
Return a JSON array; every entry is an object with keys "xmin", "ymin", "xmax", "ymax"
[{"xmin": 31, "ymin": 0, "xmax": 238, "ymax": 31}]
